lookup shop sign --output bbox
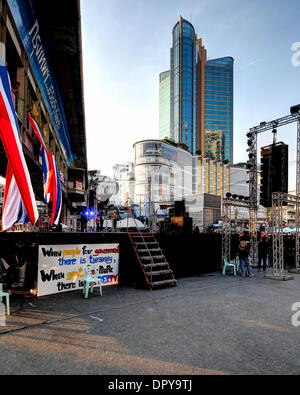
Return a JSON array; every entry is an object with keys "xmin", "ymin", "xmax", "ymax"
[{"xmin": 75, "ymin": 180, "xmax": 82, "ymax": 190}]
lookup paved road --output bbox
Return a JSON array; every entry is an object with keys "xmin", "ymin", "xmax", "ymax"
[{"xmin": 1, "ymin": 270, "xmax": 300, "ymax": 375}]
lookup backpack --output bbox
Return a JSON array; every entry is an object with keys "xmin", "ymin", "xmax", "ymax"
[{"xmin": 239, "ymin": 240, "xmax": 247, "ymax": 251}]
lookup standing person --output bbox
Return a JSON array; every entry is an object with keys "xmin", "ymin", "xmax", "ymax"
[
  {"xmin": 238, "ymin": 232, "xmax": 253, "ymax": 277},
  {"xmin": 96, "ymin": 216, "xmax": 100, "ymax": 232},
  {"xmin": 99, "ymin": 212, "xmax": 104, "ymax": 231},
  {"xmin": 113, "ymin": 211, "xmax": 118, "ymax": 230},
  {"xmin": 258, "ymin": 235, "xmax": 269, "ymax": 272}
]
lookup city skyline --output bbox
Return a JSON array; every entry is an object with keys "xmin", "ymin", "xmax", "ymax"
[{"xmin": 81, "ymin": 0, "xmax": 300, "ymax": 190}]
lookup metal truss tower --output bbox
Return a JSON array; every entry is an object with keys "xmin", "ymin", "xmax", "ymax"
[
  {"xmin": 222, "ymin": 197, "xmax": 250, "ymax": 264},
  {"xmin": 222, "ymin": 108, "xmax": 300, "ymax": 279},
  {"xmin": 247, "ymin": 111, "xmax": 300, "ymax": 279}
]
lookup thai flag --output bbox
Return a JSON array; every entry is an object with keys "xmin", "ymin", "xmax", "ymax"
[
  {"xmin": 49, "ymin": 153, "xmax": 62, "ymax": 225},
  {"xmin": 28, "ymin": 112, "xmax": 53, "ymax": 203},
  {"xmin": 28, "ymin": 113, "xmax": 62, "ymax": 225},
  {"xmin": 0, "ymin": 56, "xmax": 38, "ymax": 230},
  {"xmin": 41, "ymin": 148, "xmax": 53, "ymax": 204},
  {"xmin": 28, "ymin": 112, "xmax": 47, "ymax": 151},
  {"xmin": 2, "ymin": 165, "xmax": 29, "ymax": 230}
]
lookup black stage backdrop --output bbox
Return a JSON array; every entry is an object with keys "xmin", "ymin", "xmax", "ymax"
[{"xmin": 0, "ymin": 231, "xmax": 241, "ymax": 292}]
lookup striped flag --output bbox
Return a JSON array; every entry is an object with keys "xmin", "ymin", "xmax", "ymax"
[
  {"xmin": 2, "ymin": 165, "xmax": 29, "ymax": 230},
  {"xmin": 28, "ymin": 112, "xmax": 53, "ymax": 203},
  {"xmin": 28, "ymin": 113, "xmax": 62, "ymax": 224},
  {"xmin": 41, "ymin": 147, "xmax": 53, "ymax": 204},
  {"xmin": 28, "ymin": 112, "xmax": 47, "ymax": 151},
  {"xmin": 0, "ymin": 56, "xmax": 38, "ymax": 230},
  {"xmin": 49, "ymin": 153, "xmax": 62, "ymax": 225}
]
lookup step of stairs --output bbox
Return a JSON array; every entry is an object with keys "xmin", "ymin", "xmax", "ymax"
[
  {"xmin": 145, "ymin": 269, "xmax": 173, "ymax": 276},
  {"xmin": 140, "ymin": 255, "xmax": 165, "ymax": 261},
  {"xmin": 131, "ymin": 235, "xmax": 154, "ymax": 239},
  {"xmin": 136, "ymin": 248, "xmax": 162, "ymax": 254},
  {"xmin": 143, "ymin": 262, "xmax": 169, "ymax": 270},
  {"xmin": 150, "ymin": 279, "xmax": 177, "ymax": 288},
  {"xmin": 135, "ymin": 242, "xmax": 159, "ymax": 248}
]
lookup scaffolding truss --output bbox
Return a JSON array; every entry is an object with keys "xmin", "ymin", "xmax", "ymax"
[
  {"xmin": 271, "ymin": 192, "xmax": 300, "ymax": 275},
  {"xmin": 222, "ymin": 197, "xmax": 250, "ymax": 264},
  {"xmin": 271, "ymin": 192, "xmax": 286, "ymax": 278},
  {"xmin": 222, "ymin": 111, "xmax": 300, "ymax": 279}
]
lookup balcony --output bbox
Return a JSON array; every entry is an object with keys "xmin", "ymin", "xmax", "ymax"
[{"xmin": 68, "ymin": 168, "xmax": 87, "ymax": 203}]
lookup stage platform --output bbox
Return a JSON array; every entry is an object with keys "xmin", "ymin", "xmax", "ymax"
[{"xmin": 0, "ymin": 231, "xmax": 222, "ymax": 293}]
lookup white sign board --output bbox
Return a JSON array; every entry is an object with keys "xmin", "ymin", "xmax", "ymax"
[{"xmin": 37, "ymin": 244, "xmax": 119, "ymax": 297}]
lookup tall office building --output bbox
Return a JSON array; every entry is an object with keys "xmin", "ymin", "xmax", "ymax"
[
  {"xmin": 159, "ymin": 71, "xmax": 171, "ymax": 140},
  {"xmin": 204, "ymin": 57, "xmax": 233, "ymax": 164},
  {"xmin": 159, "ymin": 16, "xmax": 233, "ymax": 163}
]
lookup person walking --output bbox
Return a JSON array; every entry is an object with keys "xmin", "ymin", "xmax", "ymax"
[
  {"xmin": 258, "ymin": 236, "xmax": 269, "ymax": 272},
  {"xmin": 238, "ymin": 232, "xmax": 253, "ymax": 277}
]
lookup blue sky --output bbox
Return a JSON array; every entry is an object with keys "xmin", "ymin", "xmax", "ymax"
[{"xmin": 81, "ymin": 0, "xmax": 300, "ymax": 189}]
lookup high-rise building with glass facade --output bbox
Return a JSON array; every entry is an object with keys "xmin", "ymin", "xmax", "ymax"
[
  {"xmin": 204, "ymin": 57, "xmax": 233, "ymax": 163},
  {"xmin": 159, "ymin": 16, "xmax": 234, "ymax": 163},
  {"xmin": 169, "ymin": 17, "xmax": 197, "ymax": 154},
  {"xmin": 159, "ymin": 71, "xmax": 171, "ymax": 140}
]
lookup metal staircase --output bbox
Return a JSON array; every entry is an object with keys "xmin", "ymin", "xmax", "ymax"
[{"xmin": 128, "ymin": 230, "xmax": 177, "ymax": 290}]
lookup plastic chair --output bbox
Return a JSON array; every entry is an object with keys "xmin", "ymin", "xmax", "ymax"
[
  {"xmin": 222, "ymin": 257, "xmax": 236, "ymax": 276},
  {"xmin": 0, "ymin": 283, "xmax": 10, "ymax": 315},
  {"xmin": 83, "ymin": 263, "xmax": 103, "ymax": 299}
]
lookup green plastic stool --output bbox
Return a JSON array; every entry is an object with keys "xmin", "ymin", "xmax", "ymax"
[
  {"xmin": 0, "ymin": 283, "xmax": 10, "ymax": 315},
  {"xmin": 83, "ymin": 263, "xmax": 103, "ymax": 299}
]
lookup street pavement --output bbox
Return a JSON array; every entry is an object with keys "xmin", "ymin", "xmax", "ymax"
[{"xmin": 0, "ymin": 269, "xmax": 300, "ymax": 375}]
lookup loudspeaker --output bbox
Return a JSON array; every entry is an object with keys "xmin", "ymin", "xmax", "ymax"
[
  {"xmin": 175, "ymin": 200, "xmax": 185, "ymax": 216},
  {"xmin": 260, "ymin": 142, "xmax": 288, "ymax": 208}
]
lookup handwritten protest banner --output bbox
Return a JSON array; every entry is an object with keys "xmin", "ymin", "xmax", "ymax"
[{"xmin": 37, "ymin": 244, "xmax": 119, "ymax": 297}]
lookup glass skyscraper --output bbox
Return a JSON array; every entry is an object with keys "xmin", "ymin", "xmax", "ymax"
[
  {"xmin": 170, "ymin": 17, "xmax": 197, "ymax": 155},
  {"xmin": 159, "ymin": 71, "xmax": 171, "ymax": 140},
  {"xmin": 204, "ymin": 57, "xmax": 233, "ymax": 163},
  {"xmin": 159, "ymin": 16, "xmax": 234, "ymax": 163}
]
